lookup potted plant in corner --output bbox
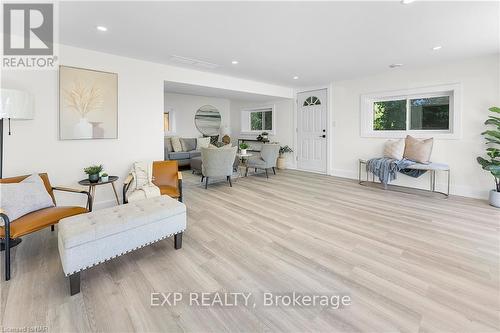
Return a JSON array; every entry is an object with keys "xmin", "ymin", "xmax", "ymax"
[
  {"xmin": 477, "ymin": 106, "xmax": 500, "ymax": 207},
  {"xmin": 239, "ymin": 143, "xmax": 249, "ymax": 155},
  {"xmin": 84, "ymin": 164, "xmax": 103, "ymax": 183},
  {"xmin": 100, "ymin": 172, "xmax": 109, "ymax": 182},
  {"xmin": 277, "ymin": 145, "xmax": 293, "ymax": 170}
]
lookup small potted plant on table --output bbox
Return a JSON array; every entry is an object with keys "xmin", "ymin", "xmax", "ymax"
[
  {"xmin": 100, "ymin": 172, "xmax": 109, "ymax": 182},
  {"xmin": 477, "ymin": 106, "xmax": 500, "ymax": 207},
  {"xmin": 84, "ymin": 164, "xmax": 103, "ymax": 183},
  {"xmin": 277, "ymin": 145, "xmax": 293, "ymax": 170},
  {"xmin": 239, "ymin": 143, "xmax": 249, "ymax": 155}
]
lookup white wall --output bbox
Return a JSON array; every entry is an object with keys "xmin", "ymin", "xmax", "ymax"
[
  {"xmin": 164, "ymin": 92, "xmax": 230, "ymax": 138},
  {"xmin": 229, "ymin": 98, "xmax": 296, "ymax": 168},
  {"xmin": 1, "ymin": 44, "xmax": 293, "ymax": 208},
  {"xmin": 331, "ymin": 55, "xmax": 500, "ymax": 198}
]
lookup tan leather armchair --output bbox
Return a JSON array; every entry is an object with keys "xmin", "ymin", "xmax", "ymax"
[
  {"xmin": 123, "ymin": 161, "xmax": 183, "ymax": 203},
  {"xmin": 0, "ymin": 173, "xmax": 92, "ymax": 281}
]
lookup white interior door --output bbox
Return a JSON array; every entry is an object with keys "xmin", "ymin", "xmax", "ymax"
[{"xmin": 297, "ymin": 89, "xmax": 327, "ymax": 173}]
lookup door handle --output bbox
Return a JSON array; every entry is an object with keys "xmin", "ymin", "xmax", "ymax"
[{"xmin": 320, "ymin": 135, "xmax": 326, "ymax": 138}]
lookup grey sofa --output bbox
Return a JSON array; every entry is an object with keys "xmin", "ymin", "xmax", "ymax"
[{"xmin": 164, "ymin": 137, "xmax": 201, "ymax": 167}]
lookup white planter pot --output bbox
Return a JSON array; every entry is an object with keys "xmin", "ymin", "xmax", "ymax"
[
  {"xmin": 240, "ymin": 149, "xmax": 247, "ymax": 155},
  {"xmin": 74, "ymin": 118, "xmax": 92, "ymax": 139},
  {"xmin": 101, "ymin": 176, "xmax": 109, "ymax": 182},
  {"xmin": 489, "ymin": 190, "xmax": 500, "ymax": 208}
]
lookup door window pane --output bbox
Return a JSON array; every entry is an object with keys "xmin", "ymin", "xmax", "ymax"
[
  {"xmin": 410, "ymin": 97, "xmax": 449, "ymax": 130},
  {"xmin": 373, "ymin": 100, "xmax": 407, "ymax": 130}
]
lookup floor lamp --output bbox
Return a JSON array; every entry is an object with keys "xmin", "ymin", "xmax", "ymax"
[
  {"xmin": 0, "ymin": 89, "xmax": 34, "ymax": 250},
  {"xmin": 0, "ymin": 89, "xmax": 34, "ymax": 178}
]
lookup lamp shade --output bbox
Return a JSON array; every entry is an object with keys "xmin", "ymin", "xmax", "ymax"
[{"xmin": 0, "ymin": 89, "xmax": 34, "ymax": 120}]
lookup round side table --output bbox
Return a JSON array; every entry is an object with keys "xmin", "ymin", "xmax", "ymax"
[
  {"xmin": 236, "ymin": 153, "xmax": 253, "ymax": 178},
  {"xmin": 78, "ymin": 176, "xmax": 120, "ymax": 209}
]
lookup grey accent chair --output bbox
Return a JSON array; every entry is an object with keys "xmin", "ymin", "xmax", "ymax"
[
  {"xmin": 245, "ymin": 144, "xmax": 280, "ymax": 178},
  {"xmin": 201, "ymin": 145, "xmax": 238, "ymax": 189}
]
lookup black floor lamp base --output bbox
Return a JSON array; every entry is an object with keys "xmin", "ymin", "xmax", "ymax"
[{"xmin": 0, "ymin": 238, "xmax": 22, "ymax": 251}]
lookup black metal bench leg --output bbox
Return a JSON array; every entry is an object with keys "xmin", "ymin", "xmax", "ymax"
[
  {"xmin": 69, "ymin": 272, "xmax": 80, "ymax": 295},
  {"xmin": 4, "ymin": 237, "xmax": 10, "ymax": 281},
  {"xmin": 272, "ymin": 167, "xmax": 276, "ymax": 175},
  {"xmin": 51, "ymin": 225, "xmax": 55, "ymax": 232},
  {"xmin": 265, "ymin": 169, "xmax": 269, "ymax": 178},
  {"xmin": 205, "ymin": 177, "xmax": 209, "ymax": 189},
  {"xmin": 174, "ymin": 232, "xmax": 183, "ymax": 249},
  {"xmin": 2, "ymin": 213, "xmax": 12, "ymax": 281},
  {"xmin": 227, "ymin": 176, "xmax": 232, "ymax": 187}
]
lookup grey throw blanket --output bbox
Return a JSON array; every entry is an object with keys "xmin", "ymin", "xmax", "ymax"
[{"xmin": 366, "ymin": 158, "xmax": 426, "ymax": 187}]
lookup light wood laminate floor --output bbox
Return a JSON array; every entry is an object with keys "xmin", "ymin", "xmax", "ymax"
[{"xmin": 1, "ymin": 170, "xmax": 499, "ymax": 332}]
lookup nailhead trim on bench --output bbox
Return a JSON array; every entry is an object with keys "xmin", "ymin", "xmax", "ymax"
[{"xmin": 64, "ymin": 229, "xmax": 185, "ymax": 276}]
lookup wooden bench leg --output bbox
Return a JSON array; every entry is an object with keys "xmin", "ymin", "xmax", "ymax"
[
  {"xmin": 174, "ymin": 232, "xmax": 182, "ymax": 250},
  {"xmin": 69, "ymin": 272, "xmax": 80, "ymax": 296}
]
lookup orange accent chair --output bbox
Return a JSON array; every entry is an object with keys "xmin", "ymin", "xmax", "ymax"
[
  {"xmin": 0, "ymin": 173, "xmax": 92, "ymax": 281},
  {"xmin": 123, "ymin": 161, "xmax": 183, "ymax": 203}
]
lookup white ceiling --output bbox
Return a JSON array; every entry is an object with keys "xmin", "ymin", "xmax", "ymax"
[
  {"xmin": 164, "ymin": 81, "xmax": 287, "ymax": 102},
  {"xmin": 60, "ymin": 1, "xmax": 499, "ymax": 87}
]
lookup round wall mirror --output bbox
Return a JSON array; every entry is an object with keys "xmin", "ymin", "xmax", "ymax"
[{"xmin": 194, "ymin": 105, "xmax": 222, "ymax": 136}]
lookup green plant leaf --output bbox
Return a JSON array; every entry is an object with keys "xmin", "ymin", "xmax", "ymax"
[
  {"xmin": 487, "ymin": 164, "xmax": 500, "ymax": 177},
  {"xmin": 486, "ymin": 137, "xmax": 500, "ymax": 145},
  {"xmin": 482, "ymin": 130, "xmax": 500, "ymax": 139},
  {"xmin": 477, "ymin": 157, "xmax": 491, "ymax": 169},
  {"xmin": 486, "ymin": 148, "xmax": 500, "ymax": 159},
  {"xmin": 485, "ymin": 118, "xmax": 500, "ymax": 128},
  {"xmin": 489, "ymin": 106, "xmax": 500, "ymax": 114}
]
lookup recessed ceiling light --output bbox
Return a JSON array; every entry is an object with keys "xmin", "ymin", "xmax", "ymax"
[
  {"xmin": 432, "ymin": 45, "xmax": 442, "ymax": 51},
  {"xmin": 231, "ymin": 60, "xmax": 239, "ymax": 65},
  {"xmin": 293, "ymin": 76, "xmax": 299, "ymax": 80},
  {"xmin": 96, "ymin": 26, "xmax": 108, "ymax": 32},
  {"xmin": 389, "ymin": 63, "xmax": 403, "ymax": 68},
  {"xmin": 401, "ymin": 0, "xmax": 416, "ymax": 4}
]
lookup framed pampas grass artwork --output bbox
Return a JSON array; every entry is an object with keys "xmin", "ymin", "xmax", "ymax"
[{"xmin": 59, "ymin": 65, "xmax": 118, "ymax": 140}]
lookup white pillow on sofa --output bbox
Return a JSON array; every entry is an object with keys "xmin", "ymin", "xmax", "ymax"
[
  {"xmin": 0, "ymin": 174, "xmax": 54, "ymax": 224},
  {"xmin": 170, "ymin": 136, "xmax": 183, "ymax": 152},
  {"xmin": 197, "ymin": 137, "xmax": 210, "ymax": 149},
  {"xmin": 383, "ymin": 139, "xmax": 405, "ymax": 160}
]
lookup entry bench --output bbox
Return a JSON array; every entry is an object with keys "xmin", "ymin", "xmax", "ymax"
[
  {"xmin": 58, "ymin": 195, "xmax": 186, "ymax": 295},
  {"xmin": 358, "ymin": 159, "xmax": 450, "ymax": 197}
]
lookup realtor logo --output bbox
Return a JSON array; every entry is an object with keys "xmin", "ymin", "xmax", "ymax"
[{"xmin": 2, "ymin": 2, "xmax": 57, "ymax": 69}]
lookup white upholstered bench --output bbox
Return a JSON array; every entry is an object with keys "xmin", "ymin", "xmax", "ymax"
[
  {"xmin": 358, "ymin": 159, "xmax": 450, "ymax": 197},
  {"xmin": 58, "ymin": 195, "xmax": 186, "ymax": 295}
]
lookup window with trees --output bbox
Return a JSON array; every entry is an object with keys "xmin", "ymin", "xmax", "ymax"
[
  {"xmin": 361, "ymin": 84, "xmax": 460, "ymax": 139},
  {"xmin": 241, "ymin": 106, "xmax": 274, "ymax": 134}
]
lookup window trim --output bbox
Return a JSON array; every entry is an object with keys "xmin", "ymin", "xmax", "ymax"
[
  {"xmin": 240, "ymin": 105, "xmax": 276, "ymax": 135},
  {"xmin": 360, "ymin": 83, "xmax": 461, "ymax": 139},
  {"xmin": 164, "ymin": 107, "xmax": 176, "ymax": 135}
]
